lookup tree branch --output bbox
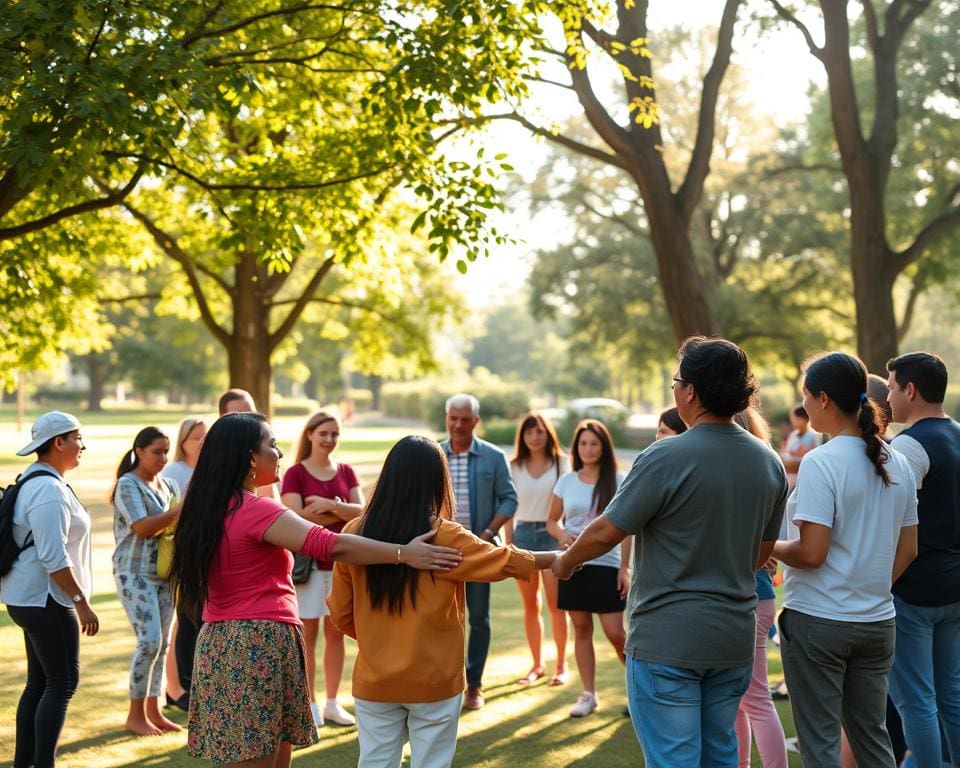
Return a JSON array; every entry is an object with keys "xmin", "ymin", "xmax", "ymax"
[
  {"xmin": 677, "ymin": 0, "xmax": 742, "ymax": 224},
  {"xmin": 103, "ymin": 151, "xmax": 392, "ymax": 192},
  {"xmin": 441, "ymin": 112, "xmax": 629, "ymax": 170},
  {"xmin": 767, "ymin": 0, "xmax": 824, "ymax": 59},
  {"xmin": 0, "ymin": 166, "xmax": 146, "ymax": 241},
  {"xmin": 896, "ymin": 269, "xmax": 927, "ymax": 343},
  {"xmin": 97, "ymin": 292, "xmax": 162, "ymax": 303},
  {"xmin": 893, "ymin": 206, "xmax": 960, "ymax": 271},
  {"xmin": 564, "ymin": 29, "xmax": 638, "ymax": 164},
  {"xmin": 180, "ymin": 3, "xmax": 363, "ymax": 49},
  {"xmin": 860, "ymin": 0, "xmax": 880, "ymax": 53},
  {"xmin": 122, "ymin": 203, "xmax": 232, "ymax": 347},
  {"xmin": 267, "ymin": 256, "xmax": 337, "ymax": 349},
  {"xmin": 760, "ymin": 162, "xmax": 842, "ymax": 178}
]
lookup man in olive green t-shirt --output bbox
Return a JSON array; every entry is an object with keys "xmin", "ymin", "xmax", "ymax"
[{"xmin": 553, "ymin": 337, "xmax": 786, "ymax": 768}]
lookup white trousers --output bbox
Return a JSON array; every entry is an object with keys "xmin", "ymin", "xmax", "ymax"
[{"xmin": 354, "ymin": 693, "xmax": 463, "ymax": 768}]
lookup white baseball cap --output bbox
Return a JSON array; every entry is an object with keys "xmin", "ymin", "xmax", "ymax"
[{"xmin": 16, "ymin": 411, "xmax": 82, "ymax": 456}]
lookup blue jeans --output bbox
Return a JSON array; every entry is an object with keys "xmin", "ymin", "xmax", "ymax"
[
  {"xmin": 465, "ymin": 582, "xmax": 490, "ymax": 687},
  {"xmin": 888, "ymin": 596, "xmax": 960, "ymax": 767},
  {"xmin": 626, "ymin": 656, "xmax": 751, "ymax": 768}
]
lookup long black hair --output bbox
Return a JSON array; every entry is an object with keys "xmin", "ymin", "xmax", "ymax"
[
  {"xmin": 358, "ymin": 436, "xmax": 453, "ymax": 616},
  {"xmin": 110, "ymin": 426, "xmax": 166, "ymax": 502},
  {"xmin": 570, "ymin": 419, "xmax": 618, "ymax": 517},
  {"xmin": 804, "ymin": 352, "xmax": 891, "ymax": 486},
  {"xmin": 170, "ymin": 412, "xmax": 268, "ymax": 620}
]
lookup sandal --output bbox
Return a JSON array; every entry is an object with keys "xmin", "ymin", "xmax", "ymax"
[
  {"xmin": 549, "ymin": 670, "xmax": 567, "ymax": 686},
  {"xmin": 517, "ymin": 667, "xmax": 546, "ymax": 685}
]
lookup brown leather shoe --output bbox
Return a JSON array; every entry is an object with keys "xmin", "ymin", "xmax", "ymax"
[{"xmin": 462, "ymin": 685, "xmax": 484, "ymax": 710}]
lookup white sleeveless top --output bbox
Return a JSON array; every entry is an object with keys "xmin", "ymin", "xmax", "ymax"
[{"xmin": 511, "ymin": 458, "xmax": 566, "ymax": 523}]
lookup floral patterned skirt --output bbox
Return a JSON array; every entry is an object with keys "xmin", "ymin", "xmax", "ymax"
[{"xmin": 188, "ymin": 619, "xmax": 318, "ymax": 763}]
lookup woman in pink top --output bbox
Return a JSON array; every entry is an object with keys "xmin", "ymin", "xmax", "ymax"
[
  {"xmin": 281, "ymin": 410, "xmax": 363, "ymax": 727},
  {"xmin": 170, "ymin": 413, "xmax": 462, "ymax": 768}
]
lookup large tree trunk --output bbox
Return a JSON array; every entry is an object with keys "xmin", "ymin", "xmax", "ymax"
[
  {"xmin": 85, "ymin": 352, "xmax": 106, "ymax": 412},
  {"xmin": 227, "ymin": 252, "xmax": 273, "ymax": 415},
  {"xmin": 637, "ymin": 174, "xmax": 719, "ymax": 338},
  {"xmin": 849, "ymin": 179, "xmax": 899, "ymax": 373},
  {"xmin": 368, "ymin": 374, "xmax": 383, "ymax": 411}
]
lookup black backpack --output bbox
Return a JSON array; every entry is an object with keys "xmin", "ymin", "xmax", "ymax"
[{"xmin": 0, "ymin": 470, "xmax": 60, "ymax": 578}]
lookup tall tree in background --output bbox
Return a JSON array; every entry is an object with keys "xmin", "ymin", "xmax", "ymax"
[
  {"xmin": 768, "ymin": 0, "xmax": 959, "ymax": 370},
  {"xmin": 1, "ymin": 0, "xmax": 535, "ymax": 391},
  {"xmin": 487, "ymin": 0, "xmax": 747, "ymax": 341}
]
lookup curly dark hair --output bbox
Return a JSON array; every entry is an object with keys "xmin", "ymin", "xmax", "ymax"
[{"xmin": 677, "ymin": 336, "xmax": 758, "ymax": 418}]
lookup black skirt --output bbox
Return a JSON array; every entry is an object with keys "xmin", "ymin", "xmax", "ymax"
[{"xmin": 557, "ymin": 564, "xmax": 626, "ymax": 614}]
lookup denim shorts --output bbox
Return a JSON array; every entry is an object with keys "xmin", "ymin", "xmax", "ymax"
[{"xmin": 512, "ymin": 521, "xmax": 557, "ymax": 552}]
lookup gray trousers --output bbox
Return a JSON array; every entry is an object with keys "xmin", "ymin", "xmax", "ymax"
[{"xmin": 779, "ymin": 608, "xmax": 896, "ymax": 768}]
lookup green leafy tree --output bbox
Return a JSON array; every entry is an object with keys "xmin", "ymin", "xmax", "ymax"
[
  {"xmin": 2, "ymin": 0, "xmax": 538, "ymax": 392},
  {"xmin": 472, "ymin": 0, "xmax": 748, "ymax": 342},
  {"xmin": 766, "ymin": 0, "xmax": 960, "ymax": 370}
]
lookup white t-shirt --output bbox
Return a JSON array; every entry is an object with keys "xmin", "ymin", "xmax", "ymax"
[
  {"xmin": 161, "ymin": 460, "xmax": 193, "ymax": 498},
  {"xmin": 553, "ymin": 470, "xmax": 625, "ymax": 569},
  {"xmin": 889, "ymin": 433, "xmax": 930, "ymax": 487},
  {"xmin": 0, "ymin": 463, "xmax": 93, "ymax": 608},
  {"xmin": 512, "ymin": 457, "xmax": 567, "ymax": 523},
  {"xmin": 783, "ymin": 436, "xmax": 919, "ymax": 622}
]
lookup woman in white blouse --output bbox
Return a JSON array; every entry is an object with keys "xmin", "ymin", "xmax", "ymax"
[
  {"xmin": 1, "ymin": 411, "xmax": 99, "ymax": 768},
  {"xmin": 508, "ymin": 413, "xmax": 569, "ymax": 686}
]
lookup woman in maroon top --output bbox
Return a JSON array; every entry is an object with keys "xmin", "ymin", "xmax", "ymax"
[{"xmin": 281, "ymin": 411, "xmax": 363, "ymax": 727}]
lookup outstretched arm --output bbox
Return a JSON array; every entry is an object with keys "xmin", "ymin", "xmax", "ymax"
[
  {"xmin": 551, "ymin": 516, "xmax": 628, "ymax": 579},
  {"xmin": 263, "ymin": 508, "xmax": 462, "ymax": 570}
]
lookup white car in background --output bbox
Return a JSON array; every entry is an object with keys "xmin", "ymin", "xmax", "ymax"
[{"xmin": 540, "ymin": 398, "xmax": 657, "ymax": 432}]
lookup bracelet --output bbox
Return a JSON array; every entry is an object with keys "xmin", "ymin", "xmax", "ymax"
[
  {"xmin": 483, "ymin": 528, "xmax": 495, "ymax": 538},
  {"xmin": 396, "ymin": 546, "xmax": 402, "ymax": 565}
]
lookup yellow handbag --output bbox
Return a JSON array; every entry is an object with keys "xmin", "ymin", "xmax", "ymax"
[
  {"xmin": 156, "ymin": 492, "xmax": 179, "ymax": 580},
  {"xmin": 156, "ymin": 528, "xmax": 175, "ymax": 579}
]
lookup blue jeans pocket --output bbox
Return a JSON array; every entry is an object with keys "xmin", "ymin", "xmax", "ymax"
[{"xmin": 647, "ymin": 663, "xmax": 701, "ymax": 704}]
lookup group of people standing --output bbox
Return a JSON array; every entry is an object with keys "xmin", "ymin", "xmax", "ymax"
[{"xmin": 2, "ymin": 338, "xmax": 959, "ymax": 768}]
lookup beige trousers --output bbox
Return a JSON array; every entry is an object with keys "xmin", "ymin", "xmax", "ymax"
[{"xmin": 354, "ymin": 692, "xmax": 463, "ymax": 768}]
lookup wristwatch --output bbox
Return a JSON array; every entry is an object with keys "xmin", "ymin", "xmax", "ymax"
[
  {"xmin": 71, "ymin": 593, "xmax": 84, "ymax": 604},
  {"xmin": 483, "ymin": 528, "xmax": 496, "ymax": 538}
]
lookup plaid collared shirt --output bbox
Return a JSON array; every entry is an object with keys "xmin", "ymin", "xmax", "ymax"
[{"xmin": 448, "ymin": 451, "xmax": 471, "ymax": 529}]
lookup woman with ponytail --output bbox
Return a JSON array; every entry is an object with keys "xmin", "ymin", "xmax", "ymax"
[
  {"xmin": 773, "ymin": 351, "xmax": 920, "ymax": 767},
  {"xmin": 170, "ymin": 413, "xmax": 463, "ymax": 767},
  {"xmin": 111, "ymin": 426, "xmax": 180, "ymax": 735}
]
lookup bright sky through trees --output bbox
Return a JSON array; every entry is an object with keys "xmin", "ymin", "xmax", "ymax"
[{"xmin": 453, "ymin": 0, "xmax": 825, "ymax": 306}]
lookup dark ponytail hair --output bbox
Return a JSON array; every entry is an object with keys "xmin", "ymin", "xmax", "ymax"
[
  {"xmin": 170, "ymin": 412, "xmax": 268, "ymax": 621},
  {"xmin": 803, "ymin": 352, "xmax": 891, "ymax": 486},
  {"xmin": 570, "ymin": 419, "xmax": 619, "ymax": 516},
  {"xmin": 110, "ymin": 426, "xmax": 167, "ymax": 502},
  {"xmin": 358, "ymin": 436, "xmax": 452, "ymax": 616}
]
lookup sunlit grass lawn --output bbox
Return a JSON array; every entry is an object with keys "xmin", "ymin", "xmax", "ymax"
[{"xmin": 0, "ymin": 410, "xmax": 800, "ymax": 766}]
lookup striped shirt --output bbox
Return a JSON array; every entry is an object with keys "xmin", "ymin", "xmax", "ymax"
[
  {"xmin": 112, "ymin": 473, "xmax": 177, "ymax": 576},
  {"xmin": 448, "ymin": 451, "xmax": 471, "ymax": 529}
]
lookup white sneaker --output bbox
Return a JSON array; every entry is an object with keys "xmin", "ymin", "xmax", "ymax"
[
  {"xmin": 323, "ymin": 700, "xmax": 356, "ymax": 726},
  {"xmin": 569, "ymin": 691, "xmax": 598, "ymax": 718},
  {"xmin": 310, "ymin": 701, "xmax": 323, "ymax": 727}
]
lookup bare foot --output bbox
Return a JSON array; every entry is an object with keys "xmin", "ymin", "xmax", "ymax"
[
  {"xmin": 152, "ymin": 715, "xmax": 183, "ymax": 732},
  {"xmin": 125, "ymin": 717, "xmax": 163, "ymax": 736}
]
